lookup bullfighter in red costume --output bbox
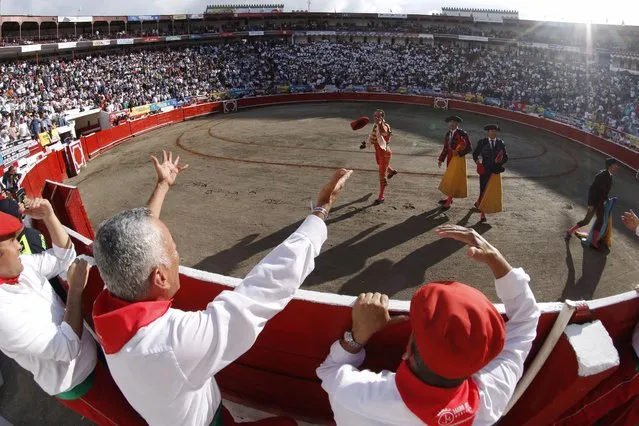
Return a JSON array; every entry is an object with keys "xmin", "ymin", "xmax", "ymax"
[
  {"xmin": 438, "ymin": 116, "xmax": 472, "ymax": 208},
  {"xmin": 360, "ymin": 109, "xmax": 397, "ymax": 204}
]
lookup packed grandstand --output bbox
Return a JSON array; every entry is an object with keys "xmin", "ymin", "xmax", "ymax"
[{"xmin": 0, "ymin": 7, "xmax": 639, "ymax": 153}]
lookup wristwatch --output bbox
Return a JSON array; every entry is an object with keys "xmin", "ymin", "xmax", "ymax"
[{"xmin": 343, "ymin": 331, "xmax": 363, "ymax": 349}]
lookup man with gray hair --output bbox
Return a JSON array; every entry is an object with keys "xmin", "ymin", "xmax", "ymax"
[{"xmin": 92, "ymin": 150, "xmax": 352, "ymax": 426}]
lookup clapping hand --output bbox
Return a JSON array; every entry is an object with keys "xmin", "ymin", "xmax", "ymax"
[{"xmin": 151, "ymin": 150, "xmax": 189, "ymax": 187}]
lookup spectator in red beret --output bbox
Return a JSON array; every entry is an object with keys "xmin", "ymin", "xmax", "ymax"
[{"xmin": 317, "ymin": 225, "xmax": 540, "ymax": 426}]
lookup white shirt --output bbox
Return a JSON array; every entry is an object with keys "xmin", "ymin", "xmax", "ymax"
[
  {"xmin": 17, "ymin": 122, "xmax": 29, "ymax": 138},
  {"xmin": 635, "ymin": 225, "xmax": 639, "ymax": 237},
  {"xmin": 316, "ymin": 268, "xmax": 540, "ymax": 426},
  {"xmin": 0, "ymin": 244, "xmax": 97, "ymax": 395},
  {"xmin": 104, "ymin": 215, "xmax": 327, "ymax": 426}
]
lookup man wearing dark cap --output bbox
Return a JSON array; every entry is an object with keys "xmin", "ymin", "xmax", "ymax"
[
  {"xmin": 473, "ymin": 124, "xmax": 508, "ymax": 222},
  {"xmin": 438, "ymin": 116, "xmax": 472, "ymax": 208},
  {"xmin": 361, "ymin": 109, "xmax": 397, "ymax": 204},
  {"xmin": 0, "ymin": 197, "xmax": 47, "ymax": 255},
  {"xmin": 566, "ymin": 158, "xmax": 620, "ymax": 249},
  {"xmin": 317, "ymin": 225, "xmax": 539, "ymax": 426}
]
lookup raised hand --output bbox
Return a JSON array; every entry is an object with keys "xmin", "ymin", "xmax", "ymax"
[
  {"xmin": 621, "ymin": 210, "xmax": 639, "ymax": 233},
  {"xmin": 351, "ymin": 292, "xmax": 408, "ymax": 346},
  {"xmin": 150, "ymin": 150, "xmax": 189, "ymax": 187},
  {"xmin": 20, "ymin": 197, "xmax": 54, "ymax": 220},
  {"xmin": 435, "ymin": 224, "xmax": 512, "ymax": 278},
  {"xmin": 315, "ymin": 168, "xmax": 353, "ymax": 213}
]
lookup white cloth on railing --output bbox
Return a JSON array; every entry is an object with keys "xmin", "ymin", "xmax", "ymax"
[{"xmin": 0, "ymin": 244, "xmax": 97, "ymax": 395}]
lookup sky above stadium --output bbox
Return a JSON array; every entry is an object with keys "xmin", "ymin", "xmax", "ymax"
[{"xmin": 3, "ymin": 0, "xmax": 638, "ymax": 26}]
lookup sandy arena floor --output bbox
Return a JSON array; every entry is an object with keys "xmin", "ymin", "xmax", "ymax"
[{"xmin": 67, "ymin": 102, "xmax": 639, "ymax": 303}]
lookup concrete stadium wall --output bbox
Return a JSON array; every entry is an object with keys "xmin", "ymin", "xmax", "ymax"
[{"xmin": 16, "ymin": 94, "xmax": 639, "ymax": 425}]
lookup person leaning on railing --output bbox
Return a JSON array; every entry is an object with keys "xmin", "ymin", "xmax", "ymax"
[
  {"xmin": 0, "ymin": 198, "xmax": 144, "ymax": 425},
  {"xmin": 316, "ymin": 225, "xmax": 540, "ymax": 426},
  {"xmin": 91, "ymin": 150, "xmax": 353, "ymax": 426}
]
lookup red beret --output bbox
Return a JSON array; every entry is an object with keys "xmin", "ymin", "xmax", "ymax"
[
  {"xmin": 0, "ymin": 211, "xmax": 22, "ymax": 239},
  {"xmin": 410, "ymin": 281, "xmax": 505, "ymax": 379},
  {"xmin": 350, "ymin": 116, "xmax": 370, "ymax": 131},
  {"xmin": 477, "ymin": 163, "xmax": 486, "ymax": 175}
]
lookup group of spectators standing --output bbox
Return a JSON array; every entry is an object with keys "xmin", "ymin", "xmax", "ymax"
[
  {"xmin": 2, "ymin": 39, "xmax": 637, "ymax": 149},
  {"xmin": 0, "ymin": 151, "xmax": 637, "ymax": 425}
]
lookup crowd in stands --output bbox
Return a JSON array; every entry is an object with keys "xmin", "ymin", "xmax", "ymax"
[{"xmin": 1, "ymin": 39, "xmax": 638, "ymax": 150}]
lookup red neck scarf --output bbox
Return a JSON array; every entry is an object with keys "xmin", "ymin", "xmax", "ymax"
[
  {"xmin": 395, "ymin": 360, "xmax": 479, "ymax": 426},
  {"xmin": 92, "ymin": 289, "xmax": 172, "ymax": 354},
  {"xmin": 0, "ymin": 275, "xmax": 20, "ymax": 285}
]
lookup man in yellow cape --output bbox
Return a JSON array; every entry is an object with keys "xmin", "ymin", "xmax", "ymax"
[
  {"xmin": 438, "ymin": 116, "xmax": 472, "ymax": 209},
  {"xmin": 472, "ymin": 124, "xmax": 508, "ymax": 222}
]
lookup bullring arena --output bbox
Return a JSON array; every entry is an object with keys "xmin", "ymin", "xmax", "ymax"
[
  {"xmin": 68, "ymin": 100, "xmax": 639, "ymax": 303},
  {"xmin": 2, "ymin": 7, "xmax": 639, "ymax": 425}
]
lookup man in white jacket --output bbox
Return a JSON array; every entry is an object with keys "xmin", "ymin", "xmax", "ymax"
[
  {"xmin": 317, "ymin": 225, "xmax": 540, "ymax": 426},
  {"xmin": 92, "ymin": 150, "xmax": 352, "ymax": 426}
]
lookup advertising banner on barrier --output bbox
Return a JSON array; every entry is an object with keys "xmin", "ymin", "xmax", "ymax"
[
  {"xmin": 21, "ymin": 45, "xmax": 42, "ymax": 53},
  {"xmin": 173, "ymin": 14, "xmax": 187, "ymax": 20},
  {"xmin": 290, "ymin": 85, "xmax": 313, "ymax": 93},
  {"xmin": 367, "ymin": 86, "xmax": 384, "ymax": 92},
  {"xmin": 58, "ymin": 16, "xmax": 92, "ymax": 23},
  {"xmin": 189, "ymin": 34, "xmax": 204, "ymax": 40},
  {"xmin": 249, "ymin": 31, "xmax": 264, "ymax": 36},
  {"xmin": 343, "ymin": 85, "xmax": 366, "ymax": 92},
  {"xmin": 276, "ymin": 84, "xmax": 290, "ymax": 93},
  {"xmin": 50, "ymin": 128, "xmax": 61, "ymax": 143},
  {"xmin": 165, "ymin": 36, "xmax": 182, "ymax": 41},
  {"xmin": 127, "ymin": 15, "xmax": 159, "ymax": 21},
  {"xmin": 143, "ymin": 37, "xmax": 161, "ymax": 43},
  {"xmin": 220, "ymin": 32, "xmax": 235, "ymax": 37},
  {"xmin": 58, "ymin": 42, "xmax": 77, "ymax": 49},
  {"xmin": 130, "ymin": 104, "xmax": 151, "ymax": 117},
  {"xmin": 150, "ymin": 100, "xmax": 178, "ymax": 112},
  {"xmin": 92, "ymin": 40, "xmax": 111, "ymax": 46},
  {"xmin": 229, "ymin": 88, "xmax": 254, "ymax": 98},
  {"xmin": 0, "ymin": 139, "xmax": 31, "ymax": 166},
  {"xmin": 210, "ymin": 91, "xmax": 229, "ymax": 100},
  {"xmin": 419, "ymin": 34, "xmax": 435, "ymax": 39},
  {"xmin": 117, "ymin": 38, "xmax": 135, "ymax": 45},
  {"xmin": 188, "ymin": 14, "xmax": 204, "ymax": 19},
  {"xmin": 38, "ymin": 132, "xmax": 52, "ymax": 147}
]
